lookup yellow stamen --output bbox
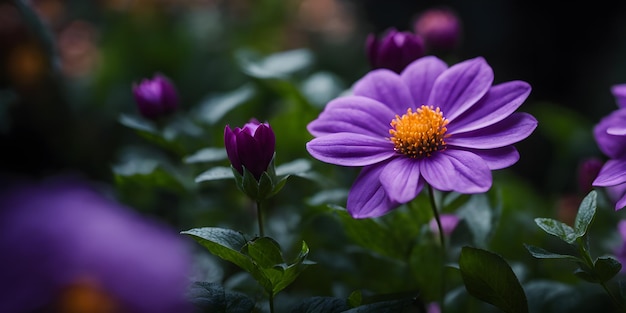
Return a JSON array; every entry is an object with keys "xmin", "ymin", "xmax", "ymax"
[{"xmin": 389, "ymin": 105, "xmax": 450, "ymax": 158}]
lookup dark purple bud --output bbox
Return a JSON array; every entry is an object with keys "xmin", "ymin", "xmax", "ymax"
[
  {"xmin": 577, "ymin": 157, "xmax": 604, "ymax": 194},
  {"xmin": 224, "ymin": 119, "xmax": 276, "ymax": 180},
  {"xmin": 366, "ymin": 28, "xmax": 425, "ymax": 74},
  {"xmin": 132, "ymin": 73, "xmax": 179, "ymax": 119},
  {"xmin": 413, "ymin": 7, "xmax": 461, "ymax": 52}
]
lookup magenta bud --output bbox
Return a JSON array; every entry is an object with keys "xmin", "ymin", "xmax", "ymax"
[
  {"xmin": 132, "ymin": 73, "xmax": 179, "ymax": 119},
  {"xmin": 413, "ymin": 7, "xmax": 461, "ymax": 52},
  {"xmin": 224, "ymin": 119, "xmax": 276, "ymax": 180},
  {"xmin": 366, "ymin": 28, "xmax": 425, "ymax": 74}
]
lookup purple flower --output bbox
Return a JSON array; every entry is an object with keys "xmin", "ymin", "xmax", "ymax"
[
  {"xmin": 592, "ymin": 84, "xmax": 626, "ymax": 210},
  {"xmin": 366, "ymin": 28, "xmax": 425, "ymax": 74},
  {"xmin": 224, "ymin": 119, "xmax": 276, "ymax": 180},
  {"xmin": 132, "ymin": 73, "xmax": 179, "ymax": 119},
  {"xmin": 306, "ymin": 56, "xmax": 537, "ymax": 218},
  {"xmin": 413, "ymin": 7, "xmax": 461, "ymax": 52},
  {"xmin": 0, "ymin": 177, "xmax": 193, "ymax": 313}
]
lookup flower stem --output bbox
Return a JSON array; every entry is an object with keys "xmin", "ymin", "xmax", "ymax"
[
  {"xmin": 427, "ymin": 185, "xmax": 446, "ymax": 312},
  {"xmin": 269, "ymin": 293, "xmax": 275, "ymax": 313},
  {"xmin": 428, "ymin": 185, "xmax": 446, "ymax": 250},
  {"xmin": 256, "ymin": 201, "xmax": 265, "ymax": 237}
]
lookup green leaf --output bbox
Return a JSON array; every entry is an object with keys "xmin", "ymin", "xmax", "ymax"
[
  {"xmin": 459, "ymin": 246, "xmax": 528, "ymax": 313},
  {"xmin": 180, "ymin": 227, "xmax": 256, "ymax": 274},
  {"xmin": 119, "ymin": 113, "xmax": 159, "ymax": 134},
  {"xmin": 457, "ymin": 193, "xmax": 500, "ymax": 248},
  {"xmin": 275, "ymin": 158, "xmax": 311, "ymax": 177},
  {"xmin": 534, "ymin": 218, "xmax": 577, "ymax": 244},
  {"xmin": 269, "ymin": 241, "xmax": 314, "ymax": 294},
  {"xmin": 329, "ymin": 205, "xmax": 407, "ymax": 259},
  {"xmin": 594, "ymin": 256, "xmax": 622, "ymax": 283},
  {"xmin": 257, "ymin": 171, "xmax": 274, "ymax": 200},
  {"xmin": 185, "ymin": 281, "xmax": 255, "ymax": 313},
  {"xmin": 290, "ymin": 297, "xmax": 350, "ymax": 313},
  {"xmin": 299, "ymin": 71, "xmax": 345, "ymax": 108},
  {"xmin": 184, "ymin": 147, "xmax": 228, "ymax": 164},
  {"xmin": 573, "ymin": 190, "xmax": 597, "ymax": 238},
  {"xmin": 409, "ymin": 241, "xmax": 444, "ymax": 301},
  {"xmin": 236, "ymin": 48, "xmax": 313, "ymax": 79},
  {"xmin": 524, "ymin": 244, "xmax": 580, "ymax": 261},
  {"xmin": 195, "ymin": 166, "xmax": 234, "ymax": 182},
  {"xmin": 195, "ymin": 84, "xmax": 255, "ymax": 125},
  {"xmin": 244, "ymin": 237, "xmax": 284, "ymax": 268},
  {"xmin": 348, "ymin": 290, "xmax": 363, "ymax": 307}
]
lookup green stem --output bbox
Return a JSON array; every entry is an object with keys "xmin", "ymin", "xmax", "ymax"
[
  {"xmin": 427, "ymin": 185, "xmax": 446, "ymax": 312},
  {"xmin": 269, "ymin": 293, "xmax": 275, "ymax": 313},
  {"xmin": 256, "ymin": 201, "xmax": 265, "ymax": 237}
]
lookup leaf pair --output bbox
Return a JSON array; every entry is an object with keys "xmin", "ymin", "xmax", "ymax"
[{"xmin": 181, "ymin": 227, "xmax": 314, "ymax": 297}]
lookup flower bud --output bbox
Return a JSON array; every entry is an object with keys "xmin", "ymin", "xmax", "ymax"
[
  {"xmin": 577, "ymin": 157, "xmax": 603, "ymax": 194},
  {"xmin": 429, "ymin": 213, "xmax": 460, "ymax": 237},
  {"xmin": 224, "ymin": 119, "xmax": 276, "ymax": 181},
  {"xmin": 413, "ymin": 7, "xmax": 461, "ymax": 52},
  {"xmin": 132, "ymin": 73, "xmax": 179, "ymax": 119},
  {"xmin": 366, "ymin": 28, "xmax": 425, "ymax": 74},
  {"xmin": 611, "ymin": 84, "xmax": 626, "ymax": 108}
]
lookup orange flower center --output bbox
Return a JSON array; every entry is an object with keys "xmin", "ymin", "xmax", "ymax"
[{"xmin": 389, "ymin": 105, "xmax": 450, "ymax": 158}]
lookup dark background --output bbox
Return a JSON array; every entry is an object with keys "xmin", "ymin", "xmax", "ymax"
[{"xmin": 2, "ymin": 0, "xmax": 626, "ymax": 196}]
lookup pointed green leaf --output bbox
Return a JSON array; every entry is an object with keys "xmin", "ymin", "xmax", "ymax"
[
  {"xmin": 237, "ymin": 48, "xmax": 313, "ymax": 79},
  {"xmin": 240, "ymin": 166, "xmax": 259, "ymax": 199},
  {"xmin": 257, "ymin": 171, "xmax": 274, "ymax": 200},
  {"xmin": 244, "ymin": 237, "xmax": 284, "ymax": 268},
  {"xmin": 119, "ymin": 113, "xmax": 159, "ymax": 134},
  {"xmin": 459, "ymin": 246, "xmax": 528, "ymax": 313},
  {"xmin": 524, "ymin": 244, "xmax": 580, "ymax": 261},
  {"xmin": 181, "ymin": 227, "xmax": 255, "ymax": 274},
  {"xmin": 574, "ymin": 190, "xmax": 597, "ymax": 238},
  {"xmin": 269, "ymin": 241, "xmax": 314, "ymax": 294},
  {"xmin": 195, "ymin": 84, "xmax": 255, "ymax": 125},
  {"xmin": 534, "ymin": 218, "xmax": 577, "ymax": 244},
  {"xmin": 594, "ymin": 256, "xmax": 622, "ymax": 283},
  {"xmin": 275, "ymin": 159, "xmax": 311, "ymax": 177},
  {"xmin": 195, "ymin": 166, "xmax": 234, "ymax": 182},
  {"xmin": 573, "ymin": 267, "xmax": 597, "ymax": 283},
  {"xmin": 184, "ymin": 147, "xmax": 228, "ymax": 164}
]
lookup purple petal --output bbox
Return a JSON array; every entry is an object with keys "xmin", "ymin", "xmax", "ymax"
[
  {"xmin": 420, "ymin": 150, "xmax": 491, "ymax": 193},
  {"xmin": 429, "ymin": 57, "xmax": 493, "ymax": 121},
  {"xmin": 307, "ymin": 96, "xmax": 396, "ymax": 137},
  {"xmin": 456, "ymin": 146, "xmax": 520, "ymax": 170},
  {"xmin": 593, "ymin": 159, "xmax": 626, "ymax": 187},
  {"xmin": 379, "ymin": 157, "xmax": 425, "ymax": 203},
  {"xmin": 616, "ymin": 194, "xmax": 626, "ymax": 211},
  {"xmin": 400, "ymin": 56, "xmax": 448, "ymax": 106},
  {"xmin": 612, "ymin": 84, "xmax": 626, "ymax": 109},
  {"xmin": 593, "ymin": 109, "xmax": 626, "ymax": 158},
  {"xmin": 352, "ymin": 69, "xmax": 414, "ymax": 114},
  {"xmin": 347, "ymin": 165, "xmax": 399, "ymax": 218},
  {"xmin": 447, "ymin": 112, "xmax": 537, "ymax": 149},
  {"xmin": 306, "ymin": 133, "xmax": 395, "ymax": 166},
  {"xmin": 253, "ymin": 123, "xmax": 276, "ymax": 171},
  {"xmin": 448, "ymin": 80, "xmax": 532, "ymax": 133},
  {"xmin": 224, "ymin": 126, "xmax": 242, "ymax": 173},
  {"xmin": 237, "ymin": 131, "xmax": 266, "ymax": 178}
]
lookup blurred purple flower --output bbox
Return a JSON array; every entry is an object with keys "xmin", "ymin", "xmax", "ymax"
[
  {"xmin": 366, "ymin": 28, "xmax": 425, "ymax": 74},
  {"xmin": 224, "ymin": 119, "xmax": 276, "ymax": 180},
  {"xmin": 612, "ymin": 84, "xmax": 626, "ymax": 108},
  {"xmin": 592, "ymin": 84, "xmax": 626, "ymax": 210},
  {"xmin": 306, "ymin": 56, "xmax": 537, "ymax": 218},
  {"xmin": 413, "ymin": 7, "xmax": 461, "ymax": 52},
  {"xmin": 132, "ymin": 73, "xmax": 179, "ymax": 119},
  {"xmin": 0, "ymin": 177, "xmax": 193, "ymax": 313},
  {"xmin": 429, "ymin": 214, "xmax": 460, "ymax": 237}
]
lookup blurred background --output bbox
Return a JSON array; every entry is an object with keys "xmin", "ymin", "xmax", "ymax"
[{"xmin": 3, "ymin": 0, "xmax": 626, "ymax": 196}]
